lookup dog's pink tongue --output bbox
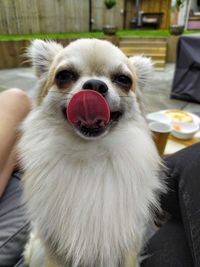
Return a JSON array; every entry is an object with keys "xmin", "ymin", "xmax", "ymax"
[{"xmin": 67, "ymin": 90, "xmax": 110, "ymax": 127}]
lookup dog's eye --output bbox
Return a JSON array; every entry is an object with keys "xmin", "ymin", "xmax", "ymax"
[
  {"xmin": 55, "ymin": 70, "xmax": 77, "ymax": 87},
  {"xmin": 113, "ymin": 75, "xmax": 132, "ymax": 90}
]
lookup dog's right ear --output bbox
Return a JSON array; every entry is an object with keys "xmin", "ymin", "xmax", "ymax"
[
  {"xmin": 27, "ymin": 39, "xmax": 63, "ymax": 78},
  {"xmin": 129, "ymin": 55, "xmax": 153, "ymax": 91}
]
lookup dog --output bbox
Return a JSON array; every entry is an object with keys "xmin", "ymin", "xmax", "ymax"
[{"xmin": 19, "ymin": 38, "xmax": 164, "ymax": 267}]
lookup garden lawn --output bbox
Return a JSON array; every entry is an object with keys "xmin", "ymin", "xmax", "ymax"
[{"xmin": 0, "ymin": 30, "xmax": 200, "ymax": 41}]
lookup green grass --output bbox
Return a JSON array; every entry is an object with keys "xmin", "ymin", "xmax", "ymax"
[
  {"xmin": 184, "ymin": 30, "xmax": 200, "ymax": 34},
  {"xmin": 117, "ymin": 29, "xmax": 200, "ymax": 36},
  {"xmin": 116, "ymin": 29, "xmax": 170, "ymax": 36},
  {"xmin": 0, "ymin": 29, "xmax": 200, "ymax": 41},
  {"xmin": 0, "ymin": 31, "xmax": 104, "ymax": 41}
]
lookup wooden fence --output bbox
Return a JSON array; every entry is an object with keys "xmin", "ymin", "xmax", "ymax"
[
  {"xmin": 0, "ymin": 0, "xmax": 171, "ymax": 34},
  {"xmin": 0, "ymin": 0, "xmax": 124, "ymax": 34},
  {"xmin": 0, "ymin": 0, "xmax": 89, "ymax": 34},
  {"xmin": 92, "ymin": 0, "xmax": 124, "ymax": 30}
]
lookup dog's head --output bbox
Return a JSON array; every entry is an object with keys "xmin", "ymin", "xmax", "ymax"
[{"xmin": 28, "ymin": 38, "xmax": 152, "ymax": 140}]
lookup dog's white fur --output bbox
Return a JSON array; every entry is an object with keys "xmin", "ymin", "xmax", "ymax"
[{"xmin": 19, "ymin": 39, "xmax": 163, "ymax": 267}]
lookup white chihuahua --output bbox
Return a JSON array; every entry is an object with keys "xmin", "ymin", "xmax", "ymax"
[{"xmin": 19, "ymin": 38, "xmax": 163, "ymax": 267}]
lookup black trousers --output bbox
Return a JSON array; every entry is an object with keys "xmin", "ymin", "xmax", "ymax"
[{"xmin": 142, "ymin": 143, "xmax": 200, "ymax": 267}]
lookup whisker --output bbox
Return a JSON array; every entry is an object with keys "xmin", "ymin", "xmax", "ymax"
[
  {"xmin": 119, "ymin": 96, "xmax": 132, "ymax": 98},
  {"xmin": 48, "ymin": 91, "xmax": 74, "ymax": 95},
  {"xmin": 48, "ymin": 91, "xmax": 132, "ymax": 97},
  {"xmin": 41, "ymin": 93, "xmax": 134, "ymax": 100}
]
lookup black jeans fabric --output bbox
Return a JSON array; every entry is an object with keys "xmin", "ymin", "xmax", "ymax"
[{"xmin": 142, "ymin": 143, "xmax": 200, "ymax": 267}]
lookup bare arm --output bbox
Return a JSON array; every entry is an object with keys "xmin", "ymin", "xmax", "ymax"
[{"xmin": 0, "ymin": 89, "xmax": 31, "ymax": 196}]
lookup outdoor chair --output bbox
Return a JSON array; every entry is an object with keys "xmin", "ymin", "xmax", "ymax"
[{"xmin": 138, "ymin": 12, "xmax": 164, "ymax": 29}]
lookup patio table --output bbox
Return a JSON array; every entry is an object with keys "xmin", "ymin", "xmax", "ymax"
[{"xmin": 164, "ymin": 133, "xmax": 200, "ymax": 155}]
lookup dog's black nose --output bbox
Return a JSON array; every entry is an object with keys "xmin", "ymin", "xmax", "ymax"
[{"xmin": 82, "ymin": 79, "xmax": 108, "ymax": 96}]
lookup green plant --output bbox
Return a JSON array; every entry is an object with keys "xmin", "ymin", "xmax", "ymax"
[{"xmin": 104, "ymin": 0, "xmax": 116, "ymax": 9}]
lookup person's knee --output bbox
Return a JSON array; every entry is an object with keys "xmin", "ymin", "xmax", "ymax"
[{"xmin": 2, "ymin": 88, "xmax": 31, "ymax": 120}]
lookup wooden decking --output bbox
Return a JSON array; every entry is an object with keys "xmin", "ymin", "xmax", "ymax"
[
  {"xmin": 119, "ymin": 36, "xmax": 168, "ymax": 70},
  {"xmin": 0, "ymin": 35, "xmax": 175, "ymax": 70}
]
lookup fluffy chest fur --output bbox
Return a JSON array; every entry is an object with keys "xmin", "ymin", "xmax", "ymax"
[{"xmin": 19, "ymin": 107, "xmax": 162, "ymax": 267}]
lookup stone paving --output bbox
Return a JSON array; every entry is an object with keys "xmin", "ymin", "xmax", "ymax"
[{"xmin": 0, "ymin": 64, "xmax": 200, "ymax": 115}]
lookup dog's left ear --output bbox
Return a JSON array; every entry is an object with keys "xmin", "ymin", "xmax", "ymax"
[
  {"xmin": 27, "ymin": 39, "xmax": 63, "ymax": 78},
  {"xmin": 129, "ymin": 56, "xmax": 153, "ymax": 91}
]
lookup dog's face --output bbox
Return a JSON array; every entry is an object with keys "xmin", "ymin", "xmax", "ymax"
[{"xmin": 29, "ymin": 39, "xmax": 152, "ymax": 140}]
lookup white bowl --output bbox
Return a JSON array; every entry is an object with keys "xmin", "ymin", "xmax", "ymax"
[
  {"xmin": 149, "ymin": 121, "xmax": 172, "ymax": 133},
  {"xmin": 171, "ymin": 122, "xmax": 199, "ymax": 140},
  {"xmin": 146, "ymin": 112, "xmax": 172, "ymax": 125}
]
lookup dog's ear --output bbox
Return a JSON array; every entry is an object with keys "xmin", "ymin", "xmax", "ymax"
[
  {"xmin": 27, "ymin": 39, "xmax": 63, "ymax": 77},
  {"xmin": 129, "ymin": 55, "xmax": 153, "ymax": 91}
]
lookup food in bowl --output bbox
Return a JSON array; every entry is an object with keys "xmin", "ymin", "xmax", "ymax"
[
  {"xmin": 165, "ymin": 110, "xmax": 193, "ymax": 123},
  {"xmin": 172, "ymin": 124, "xmax": 182, "ymax": 131},
  {"xmin": 171, "ymin": 122, "xmax": 199, "ymax": 140}
]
